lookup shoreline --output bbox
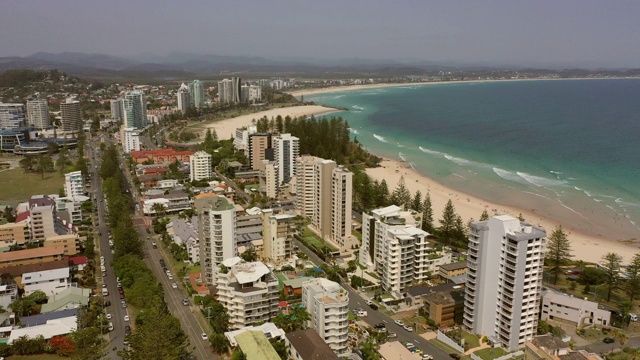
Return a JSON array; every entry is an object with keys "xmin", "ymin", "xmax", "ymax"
[
  {"xmin": 366, "ymin": 158, "xmax": 639, "ymax": 264},
  {"xmin": 192, "ymin": 105, "xmax": 340, "ymax": 138}
]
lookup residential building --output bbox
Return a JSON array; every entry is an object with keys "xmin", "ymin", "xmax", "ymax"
[
  {"xmin": 64, "ymin": 171, "xmax": 84, "ymax": 199},
  {"xmin": 285, "ymin": 328, "xmax": 338, "ymax": 360},
  {"xmin": 358, "ymin": 205, "xmax": 430, "ymax": 298},
  {"xmin": 177, "ymin": 83, "xmax": 191, "ymax": 112},
  {"xmin": 27, "ymin": 196, "xmax": 67, "ymax": 241},
  {"xmin": 189, "ymin": 80, "xmax": 205, "ymax": 109},
  {"xmin": 463, "ymin": 215, "xmax": 546, "ymax": 351},
  {"xmin": 241, "ymin": 85, "xmax": 262, "ymax": 103},
  {"xmin": 40, "ymin": 287, "xmax": 91, "ymax": 313},
  {"xmin": 8, "ymin": 314, "xmax": 77, "ymax": 344},
  {"xmin": 282, "ymin": 277, "xmax": 313, "ymax": 298},
  {"xmin": 248, "ymin": 133, "xmax": 274, "ymax": 171},
  {"xmin": 235, "ymin": 206, "xmax": 264, "ymax": 256},
  {"xmin": 60, "ymin": 99, "xmax": 81, "ymax": 132},
  {"xmin": 141, "ymin": 190, "xmax": 191, "ymax": 215},
  {"xmin": 234, "ymin": 330, "xmax": 281, "ymax": 360},
  {"xmin": 0, "ymin": 284, "xmax": 18, "ymax": 310},
  {"xmin": 0, "ymin": 222, "xmax": 31, "ymax": 251},
  {"xmin": 122, "ymin": 127, "xmax": 141, "ymax": 153},
  {"xmin": 189, "ymin": 151, "xmax": 212, "ymax": 181},
  {"xmin": 22, "ymin": 267, "xmax": 70, "ymax": 296},
  {"xmin": 167, "ymin": 217, "xmax": 200, "ymax": 263},
  {"xmin": 224, "ymin": 322, "xmax": 285, "ymax": 347},
  {"xmin": 234, "ymin": 125, "xmax": 258, "ymax": 152},
  {"xmin": 130, "ymin": 148, "xmax": 194, "ymax": 165},
  {"xmin": 217, "ymin": 79, "xmax": 233, "ymax": 104},
  {"xmin": 123, "ymin": 90, "xmax": 147, "ymax": 129},
  {"xmin": 197, "ymin": 195, "xmax": 236, "ymax": 285},
  {"xmin": 261, "ymin": 209, "xmax": 294, "ymax": 264},
  {"xmin": 53, "ymin": 197, "xmax": 83, "ymax": 226},
  {"xmin": 231, "ymin": 77, "xmax": 241, "ymax": 103},
  {"xmin": 21, "ymin": 308, "xmax": 78, "ymax": 326},
  {"xmin": 524, "ymin": 335, "xmax": 572, "ymax": 360},
  {"xmin": 422, "ymin": 286, "xmax": 466, "ymax": 327},
  {"xmin": 439, "ymin": 261, "xmax": 468, "ymax": 284},
  {"xmin": 27, "ymin": 99, "xmax": 49, "ymax": 129},
  {"xmin": 43, "ymin": 234, "xmax": 79, "ymax": 256},
  {"xmin": 541, "ymin": 290, "xmax": 611, "ymax": 328},
  {"xmin": 110, "ymin": 99, "xmax": 124, "ymax": 121},
  {"xmin": 259, "ymin": 160, "xmax": 279, "ymax": 198},
  {"xmin": 0, "ymin": 246, "xmax": 65, "ymax": 269},
  {"xmin": 216, "ymin": 257, "xmax": 279, "ymax": 329},
  {"xmin": 296, "ymin": 156, "xmax": 353, "ymax": 249},
  {"xmin": 302, "ymin": 278, "xmax": 349, "ymax": 354},
  {"xmin": 274, "ymin": 133, "xmax": 299, "ymax": 185},
  {"xmin": 0, "ymin": 103, "xmax": 25, "ymax": 129}
]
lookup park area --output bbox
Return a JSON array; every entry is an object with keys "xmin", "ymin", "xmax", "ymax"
[
  {"xmin": 298, "ymin": 228, "xmax": 338, "ymax": 254},
  {"xmin": 0, "ymin": 167, "xmax": 64, "ymax": 202}
]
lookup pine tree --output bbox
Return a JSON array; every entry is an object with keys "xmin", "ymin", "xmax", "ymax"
[
  {"xmin": 376, "ymin": 179, "xmax": 390, "ymax": 208},
  {"xmin": 545, "ymin": 226, "xmax": 573, "ymax": 285},
  {"xmin": 601, "ymin": 252, "xmax": 623, "ymax": 302},
  {"xmin": 390, "ymin": 176, "xmax": 411, "ymax": 207},
  {"xmin": 625, "ymin": 252, "xmax": 640, "ymax": 302},
  {"xmin": 439, "ymin": 199, "xmax": 458, "ymax": 245},
  {"xmin": 412, "ymin": 190, "xmax": 423, "ymax": 212},
  {"xmin": 422, "ymin": 192, "xmax": 434, "ymax": 232},
  {"xmin": 480, "ymin": 209, "xmax": 489, "ymax": 221}
]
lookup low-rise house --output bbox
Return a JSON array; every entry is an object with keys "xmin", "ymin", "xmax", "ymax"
[
  {"xmin": 68, "ymin": 256, "xmax": 88, "ymax": 271},
  {"xmin": 8, "ymin": 314, "xmax": 77, "ymax": 344},
  {"xmin": 43, "ymin": 234, "xmax": 80, "ymax": 256},
  {"xmin": 20, "ymin": 308, "xmax": 78, "ymax": 327},
  {"xmin": 224, "ymin": 322, "xmax": 285, "ymax": 347},
  {"xmin": 0, "ymin": 283, "xmax": 18, "ymax": 310},
  {"xmin": 285, "ymin": 328, "xmax": 338, "ymax": 360},
  {"xmin": 541, "ymin": 290, "xmax": 611, "ymax": 328},
  {"xmin": 234, "ymin": 330, "xmax": 281, "ymax": 360},
  {"xmin": 142, "ymin": 190, "xmax": 191, "ymax": 215},
  {"xmin": 41, "ymin": 287, "xmax": 91, "ymax": 313},
  {"xmin": 422, "ymin": 286, "xmax": 465, "ymax": 327},
  {"xmin": 167, "ymin": 217, "xmax": 200, "ymax": 263},
  {"xmin": 282, "ymin": 277, "xmax": 313, "ymax": 298},
  {"xmin": 438, "ymin": 261, "xmax": 467, "ymax": 284},
  {"xmin": 0, "ymin": 246, "xmax": 65, "ymax": 269},
  {"xmin": 524, "ymin": 335, "xmax": 573, "ymax": 360},
  {"xmin": 130, "ymin": 148, "xmax": 194, "ymax": 165},
  {"xmin": 22, "ymin": 267, "xmax": 70, "ymax": 296}
]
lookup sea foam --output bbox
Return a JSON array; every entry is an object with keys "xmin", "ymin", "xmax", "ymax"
[{"xmin": 373, "ymin": 134, "xmax": 388, "ymax": 143}]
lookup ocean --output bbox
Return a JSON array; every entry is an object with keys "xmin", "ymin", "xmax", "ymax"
[{"xmin": 307, "ymin": 79, "xmax": 640, "ymax": 240}]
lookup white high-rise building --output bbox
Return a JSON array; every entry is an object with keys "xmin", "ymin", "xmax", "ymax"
[
  {"xmin": 358, "ymin": 205, "xmax": 430, "ymax": 298},
  {"xmin": 274, "ymin": 133, "xmax": 299, "ymax": 185},
  {"xmin": 302, "ymin": 278, "xmax": 349, "ymax": 354},
  {"xmin": 188, "ymin": 80, "xmax": 205, "ymax": 109},
  {"xmin": 295, "ymin": 156, "xmax": 353, "ymax": 249},
  {"xmin": 64, "ymin": 171, "xmax": 84, "ymax": 199},
  {"xmin": 241, "ymin": 85, "xmax": 262, "ymax": 103},
  {"xmin": 0, "ymin": 103, "xmax": 25, "ymax": 129},
  {"xmin": 463, "ymin": 215, "xmax": 546, "ymax": 351},
  {"xmin": 260, "ymin": 160, "xmax": 279, "ymax": 199},
  {"xmin": 197, "ymin": 195, "xmax": 236, "ymax": 285},
  {"xmin": 233, "ymin": 125, "xmax": 257, "ymax": 152},
  {"xmin": 217, "ymin": 257, "xmax": 279, "ymax": 329},
  {"xmin": 123, "ymin": 90, "xmax": 147, "ymax": 129},
  {"xmin": 60, "ymin": 100, "xmax": 81, "ymax": 132},
  {"xmin": 122, "ymin": 127, "xmax": 141, "ymax": 153},
  {"xmin": 231, "ymin": 77, "xmax": 241, "ymax": 104},
  {"xmin": 177, "ymin": 83, "xmax": 191, "ymax": 112},
  {"xmin": 27, "ymin": 99, "xmax": 49, "ymax": 129},
  {"xmin": 110, "ymin": 99, "xmax": 124, "ymax": 121},
  {"xmin": 261, "ymin": 209, "xmax": 294, "ymax": 264},
  {"xmin": 189, "ymin": 151, "xmax": 212, "ymax": 181},
  {"xmin": 217, "ymin": 79, "xmax": 233, "ymax": 104}
]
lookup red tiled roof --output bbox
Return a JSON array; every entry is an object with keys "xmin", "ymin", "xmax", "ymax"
[
  {"xmin": 69, "ymin": 256, "xmax": 88, "ymax": 265},
  {"xmin": 278, "ymin": 301, "xmax": 289, "ymax": 308},
  {"xmin": 130, "ymin": 149, "xmax": 194, "ymax": 159},
  {"xmin": 15, "ymin": 211, "xmax": 30, "ymax": 223}
]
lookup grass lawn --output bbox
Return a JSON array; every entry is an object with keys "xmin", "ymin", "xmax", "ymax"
[
  {"xmin": 301, "ymin": 228, "xmax": 338, "ymax": 252},
  {"xmin": 474, "ymin": 347, "xmax": 508, "ymax": 360},
  {"xmin": 0, "ymin": 168, "xmax": 64, "ymax": 202},
  {"xmin": 462, "ymin": 330, "xmax": 481, "ymax": 348}
]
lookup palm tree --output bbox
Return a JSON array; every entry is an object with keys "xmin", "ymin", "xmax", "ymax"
[
  {"xmin": 290, "ymin": 306, "xmax": 311, "ymax": 331},
  {"xmin": 151, "ymin": 203, "xmax": 167, "ymax": 217}
]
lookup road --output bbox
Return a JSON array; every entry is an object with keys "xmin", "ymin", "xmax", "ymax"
[
  {"xmin": 579, "ymin": 335, "xmax": 640, "ymax": 354},
  {"xmin": 293, "ymin": 239, "xmax": 451, "ymax": 359},
  {"xmin": 214, "ymin": 170, "xmax": 251, "ymax": 203}
]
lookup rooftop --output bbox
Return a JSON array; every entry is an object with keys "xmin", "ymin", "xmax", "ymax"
[
  {"xmin": 285, "ymin": 328, "xmax": 338, "ymax": 360},
  {"xmin": 440, "ymin": 261, "xmax": 467, "ymax": 272},
  {"xmin": 22, "ymin": 266, "xmax": 70, "ymax": 285},
  {"xmin": 131, "ymin": 148, "xmax": 194, "ymax": 158},
  {"xmin": 0, "ymin": 246, "xmax": 65, "ymax": 264},
  {"xmin": 235, "ymin": 330, "xmax": 281, "ymax": 360},
  {"xmin": 224, "ymin": 322, "xmax": 285, "ymax": 347},
  {"xmin": 532, "ymin": 334, "xmax": 571, "ymax": 351},
  {"xmin": 21, "ymin": 308, "xmax": 78, "ymax": 327}
]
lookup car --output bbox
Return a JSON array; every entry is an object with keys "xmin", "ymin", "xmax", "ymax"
[
  {"xmin": 172, "ymin": 283, "xmax": 178, "ymax": 289},
  {"xmin": 387, "ymin": 332, "xmax": 397, "ymax": 338},
  {"xmin": 365, "ymin": 300, "xmax": 373, "ymax": 305},
  {"xmin": 108, "ymin": 322, "xmax": 114, "ymax": 331},
  {"xmin": 104, "ymin": 300, "xmax": 111, "ymax": 307},
  {"xmin": 106, "ymin": 313, "xmax": 112, "ymax": 320},
  {"xmin": 201, "ymin": 333, "xmax": 208, "ymax": 341},
  {"xmin": 422, "ymin": 355, "xmax": 434, "ymax": 360},
  {"xmin": 183, "ymin": 298, "xmax": 189, "ymax": 306},
  {"xmin": 374, "ymin": 323, "xmax": 386, "ymax": 329},
  {"xmin": 102, "ymin": 284, "xmax": 107, "ymax": 288},
  {"xmin": 403, "ymin": 325, "xmax": 414, "ymax": 332},
  {"xmin": 369, "ymin": 303, "xmax": 379, "ymax": 310},
  {"xmin": 603, "ymin": 337, "xmax": 615, "ymax": 344},
  {"xmin": 117, "ymin": 281, "xmax": 122, "ymax": 288},
  {"xmin": 394, "ymin": 320, "xmax": 405, "ymax": 327},
  {"xmin": 122, "ymin": 302, "xmax": 127, "ymax": 308},
  {"xmin": 124, "ymin": 315, "xmax": 130, "ymax": 322},
  {"xmin": 146, "ymin": 229, "xmax": 151, "ymax": 234},
  {"xmin": 168, "ymin": 274, "xmax": 173, "ymax": 280},
  {"xmin": 449, "ymin": 354, "xmax": 461, "ymax": 360}
]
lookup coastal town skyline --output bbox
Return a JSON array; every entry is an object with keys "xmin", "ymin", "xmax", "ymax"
[{"xmin": 2, "ymin": 0, "xmax": 640, "ymax": 69}]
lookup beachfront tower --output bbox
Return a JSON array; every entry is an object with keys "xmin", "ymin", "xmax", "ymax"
[{"xmin": 463, "ymin": 215, "xmax": 546, "ymax": 351}]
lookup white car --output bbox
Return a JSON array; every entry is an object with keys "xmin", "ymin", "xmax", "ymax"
[
  {"xmin": 365, "ymin": 300, "xmax": 373, "ymax": 305},
  {"xmin": 108, "ymin": 322, "xmax": 114, "ymax": 331},
  {"xmin": 172, "ymin": 283, "xmax": 178, "ymax": 289},
  {"xmin": 168, "ymin": 274, "xmax": 173, "ymax": 280},
  {"xmin": 106, "ymin": 313, "xmax": 112, "ymax": 320},
  {"xmin": 403, "ymin": 325, "xmax": 414, "ymax": 332},
  {"xmin": 124, "ymin": 315, "xmax": 130, "ymax": 322},
  {"xmin": 201, "ymin": 333, "xmax": 208, "ymax": 341},
  {"xmin": 394, "ymin": 320, "xmax": 405, "ymax": 327}
]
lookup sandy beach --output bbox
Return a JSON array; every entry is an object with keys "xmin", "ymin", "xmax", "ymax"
[
  {"xmin": 198, "ymin": 105, "xmax": 339, "ymax": 138},
  {"xmin": 367, "ymin": 159, "xmax": 639, "ymax": 264}
]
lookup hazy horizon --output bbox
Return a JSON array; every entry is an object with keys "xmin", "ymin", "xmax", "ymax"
[{"xmin": 2, "ymin": 0, "xmax": 639, "ymax": 69}]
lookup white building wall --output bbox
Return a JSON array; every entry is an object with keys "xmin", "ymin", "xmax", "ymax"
[
  {"xmin": 122, "ymin": 128, "xmax": 141, "ymax": 153},
  {"xmin": 189, "ymin": 151, "xmax": 212, "ymax": 181},
  {"xmin": 302, "ymin": 278, "xmax": 350, "ymax": 354},
  {"xmin": 64, "ymin": 171, "xmax": 84, "ymax": 199},
  {"xmin": 27, "ymin": 99, "xmax": 49, "ymax": 129},
  {"xmin": 274, "ymin": 133, "xmax": 299, "ymax": 185},
  {"xmin": 0, "ymin": 103, "xmax": 26, "ymax": 129}
]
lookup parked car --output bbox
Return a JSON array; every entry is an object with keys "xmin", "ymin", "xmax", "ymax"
[
  {"xmin": 387, "ymin": 332, "xmax": 397, "ymax": 338},
  {"xmin": 403, "ymin": 325, "xmax": 414, "ymax": 332},
  {"xmin": 394, "ymin": 320, "xmax": 405, "ymax": 327},
  {"xmin": 124, "ymin": 315, "xmax": 130, "ymax": 322},
  {"xmin": 201, "ymin": 333, "xmax": 208, "ymax": 341},
  {"xmin": 108, "ymin": 322, "xmax": 114, "ymax": 331},
  {"xmin": 106, "ymin": 313, "xmax": 112, "ymax": 320},
  {"xmin": 183, "ymin": 298, "xmax": 189, "ymax": 306},
  {"xmin": 369, "ymin": 303, "xmax": 379, "ymax": 310},
  {"xmin": 374, "ymin": 323, "xmax": 386, "ymax": 329},
  {"xmin": 172, "ymin": 283, "xmax": 178, "ymax": 289},
  {"xmin": 603, "ymin": 337, "xmax": 615, "ymax": 344}
]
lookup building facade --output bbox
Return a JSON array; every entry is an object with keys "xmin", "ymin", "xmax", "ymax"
[
  {"xmin": 197, "ymin": 195, "xmax": 236, "ymax": 285},
  {"xmin": 122, "ymin": 127, "xmax": 141, "ymax": 153},
  {"xmin": 274, "ymin": 133, "xmax": 299, "ymax": 185},
  {"xmin": 189, "ymin": 151, "xmax": 212, "ymax": 181},
  {"xmin": 27, "ymin": 99, "xmax": 49, "ymax": 129},
  {"xmin": 123, "ymin": 90, "xmax": 147, "ymax": 129},
  {"xmin": 0, "ymin": 103, "xmax": 25, "ymax": 129},
  {"xmin": 233, "ymin": 125, "xmax": 257, "ymax": 152},
  {"xmin": 261, "ymin": 209, "xmax": 294, "ymax": 264},
  {"xmin": 110, "ymin": 99, "xmax": 124, "ymax": 121},
  {"xmin": 541, "ymin": 290, "xmax": 611, "ymax": 328},
  {"xmin": 64, "ymin": 171, "xmax": 84, "ymax": 199},
  {"xmin": 463, "ymin": 215, "xmax": 546, "ymax": 351},
  {"xmin": 302, "ymin": 278, "xmax": 350, "ymax": 354},
  {"xmin": 177, "ymin": 83, "xmax": 191, "ymax": 112},
  {"xmin": 189, "ymin": 80, "xmax": 205, "ymax": 109},
  {"xmin": 0, "ymin": 222, "xmax": 31, "ymax": 251},
  {"xmin": 60, "ymin": 100, "xmax": 81, "ymax": 132},
  {"xmin": 217, "ymin": 257, "xmax": 279, "ymax": 329},
  {"xmin": 248, "ymin": 133, "xmax": 274, "ymax": 171}
]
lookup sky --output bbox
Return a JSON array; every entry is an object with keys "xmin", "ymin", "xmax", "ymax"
[{"xmin": 1, "ymin": 0, "xmax": 639, "ymax": 68}]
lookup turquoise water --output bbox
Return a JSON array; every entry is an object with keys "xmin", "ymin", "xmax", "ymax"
[{"xmin": 307, "ymin": 79, "xmax": 640, "ymax": 239}]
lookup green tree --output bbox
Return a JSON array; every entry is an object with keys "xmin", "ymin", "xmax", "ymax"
[
  {"xmin": 36, "ymin": 155, "xmax": 54, "ymax": 179},
  {"xmin": 47, "ymin": 141, "xmax": 59, "ymax": 155},
  {"xmin": 421, "ymin": 192, "xmax": 434, "ymax": 232},
  {"xmin": 240, "ymin": 247, "xmax": 258, "ymax": 262},
  {"xmin": 56, "ymin": 147, "xmax": 70, "ymax": 174},
  {"xmin": 546, "ymin": 226, "xmax": 573, "ymax": 285},
  {"xmin": 601, "ymin": 252, "xmax": 623, "ymax": 302},
  {"xmin": 270, "ymin": 339, "xmax": 288, "ymax": 360},
  {"xmin": 390, "ymin": 176, "xmax": 411, "ymax": 207},
  {"xmin": 624, "ymin": 252, "xmax": 640, "ymax": 302},
  {"xmin": 360, "ymin": 336, "xmax": 381, "ymax": 360},
  {"xmin": 19, "ymin": 156, "xmax": 34, "ymax": 173},
  {"xmin": 439, "ymin": 199, "xmax": 458, "ymax": 245},
  {"xmin": 412, "ymin": 190, "xmax": 423, "ymax": 212},
  {"xmin": 479, "ymin": 209, "xmax": 489, "ymax": 221},
  {"xmin": 231, "ymin": 348, "xmax": 247, "ymax": 360},
  {"xmin": 517, "ymin": 213, "xmax": 525, "ymax": 221},
  {"xmin": 209, "ymin": 333, "xmax": 229, "ymax": 354},
  {"xmin": 375, "ymin": 180, "xmax": 390, "ymax": 208}
]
